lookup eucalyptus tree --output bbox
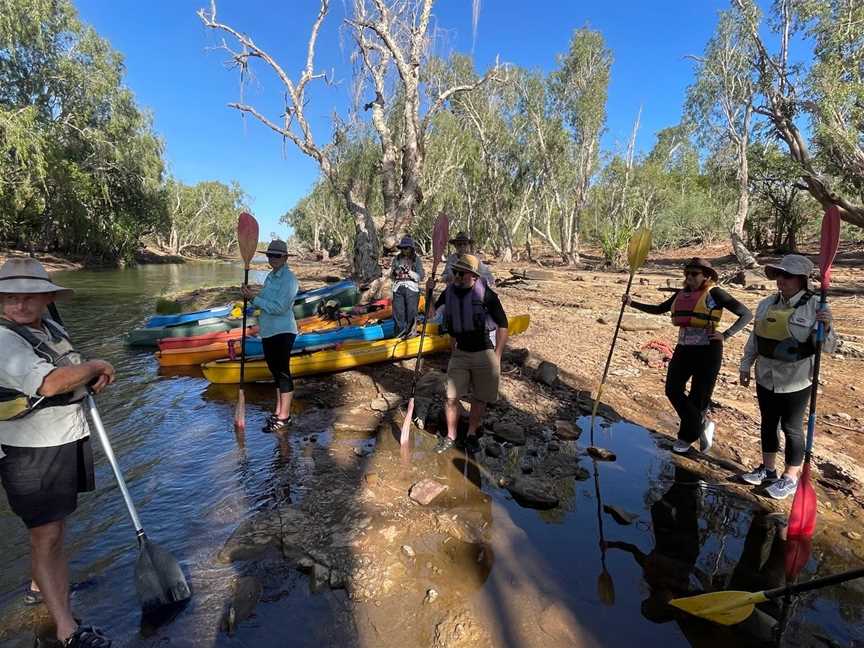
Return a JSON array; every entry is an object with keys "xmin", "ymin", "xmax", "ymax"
[
  {"xmin": 685, "ymin": 8, "xmax": 759, "ymax": 267},
  {"xmin": 159, "ymin": 180, "xmax": 249, "ymax": 256},
  {"xmin": 199, "ymin": 0, "xmax": 503, "ymax": 283},
  {"xmin": 1, "ymin": 0, "xmax": 166, "ymax": 263},
  {"xmin": 733, "ymin": 0, "xmax": 864, "ymax": 228}
]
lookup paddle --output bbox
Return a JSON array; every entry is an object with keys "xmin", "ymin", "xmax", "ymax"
[
  {"xmin": 669, "ymin": 566, "xmax": 864, "ymax": 626},
  {"xmin": 592, "ymin": 458, "xmax": 615, "ymax": 606},
  {"xmin": 784, "ymin": 205, "xmax": 840, "ymax": 579},
  {"xmin": 588, "ymin": 227, "xmax": 652, "ymax": 454},
  {"xmin": 235, "ymin": 212, "xmax": 259, "ymax": 433},
  {"xmin": 400, "ymin": 214, "xmax": 449, "ymax": 445},
  {"xmin": 47, "ymin": 304, "xmax": 191, "ymax": 612}
]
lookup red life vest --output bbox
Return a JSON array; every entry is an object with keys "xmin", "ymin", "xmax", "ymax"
[{"xmin": 670, "ymin": 285, "xmax": 722, "ymax": 329}]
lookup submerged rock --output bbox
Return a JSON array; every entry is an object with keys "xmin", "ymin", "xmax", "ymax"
[
  {"xmin": 554, "ymin": 419, "xmax": 583, "ymax": 440},
  {"xmin": 492, "ymin": 421, "xmax": 526, "ymax": 445},
  {"xmin": 587, "ymin": 446, "xmax": 617, "ymax": 462},
  {"xmin": 409, "ymin": 479, "xmax": 448, "ymax": 505},
  {"xmin": 500, "ymin": 477, "xmax": 559, "ymax": 510},
  {"xmin": 603, "ymin": 504, "xmax": 639, "ymax": 525}
]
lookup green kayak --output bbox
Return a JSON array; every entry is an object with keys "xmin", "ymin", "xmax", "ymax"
[
  {"xmin": 127, "ymin": 318, "xmax": 244, "ymax": 347},
  {"xmin": 292, "ymin": 280, "xmax": 359, "ymax": 319}
]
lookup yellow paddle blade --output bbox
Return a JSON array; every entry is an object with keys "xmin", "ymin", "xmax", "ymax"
[
  {"xmin": 669, "ymin": 590, "xmax": 768, "ymax": 626},
  {"xmin": 597, "ymin": 569, "xmax": 615, "ymax": 606},
  {"xmin": 627, "ymin": 227, "xmax": 652, "ymax": 275}
]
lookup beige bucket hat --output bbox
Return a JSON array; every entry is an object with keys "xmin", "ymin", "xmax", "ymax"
[
  {"xmin": 764, "ymin": 254, "xmax": 814, "ymax": 280},
  {"xmin": 0, "ymin": 258, "xmax": 73, "ymax": 298}
]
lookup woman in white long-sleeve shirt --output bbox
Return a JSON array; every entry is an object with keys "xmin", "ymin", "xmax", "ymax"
[
  {"xmin": 738, "ymin": 254, "xmax": 835, "ymax": 500},
  {"xmin": 389, "ymin": 235, "xmax": 425, "ymax": 339}
]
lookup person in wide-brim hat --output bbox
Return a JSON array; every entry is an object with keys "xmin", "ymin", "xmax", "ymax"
[
  {"xmin": 738, "ymin": 252, "xmax": 833, "ymax": 500},
  {"xmin": 440, "ymin": 232, "xmax": 495, "ymax": 287},
  {"xmin": 259, "ymin": 239, "xmax": 288, "ymax": 257},
  {"xmin": 449, "ymin": 231, "xmax": 475, "ymax": 246},
  {"xmin": 0, "ymin": 258, "xmax": 74, "ymax": 298},
  {"xmin": 623, "ymin": 254, "xmax": 752, "ymax": 455},
  {"xmin": 390, "ymin": 234, "xmax": 425, "ymax": 338}
]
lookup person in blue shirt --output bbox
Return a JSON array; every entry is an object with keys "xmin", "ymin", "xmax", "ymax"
[{"xmin": 241, "ymin": 240, "xmax": 299, "ymax": 433}]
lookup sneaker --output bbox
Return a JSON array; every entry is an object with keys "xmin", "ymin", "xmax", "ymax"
[
  {"xmin": 434, "ymin": 437, "xmax": 455, "ymax": 454},
  {"xmin": 740, "ymin": 464, "xmax": 779, "ymax": 486},
  {"xmin": 766, "ymin": 475, "xmax": 798, "ymax": 500},
  {"xmin": 23, "ymin": 584, "xmax": 43, "ymax": 605},
  {"xmin": 672, "ymin": 440, "xmax": 692, "ymax": 454},
  {"xmin": 699, "ymin": 421, "xmax": 715, "ymax": 453},
  {"xmin": 63, "ymin": 625, "xmax": 112, "ymax": 648},
  {"xmin": 263, "ymin": 417, "xmax": 291, "ymax": 433}
]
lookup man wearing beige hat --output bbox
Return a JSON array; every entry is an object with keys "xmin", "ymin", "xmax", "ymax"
[
  {"xmin": 433, "ymin": 254, "xmax": 509, "ymax": 453},
  {"xmin": 0, "ymin": 258, "xmax": 115, "ymax": 647}
]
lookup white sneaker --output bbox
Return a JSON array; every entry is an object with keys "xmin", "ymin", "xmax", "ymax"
[
  {"xmin": 766, "ymin": 475, "xmax": 798, "ymax": 500},
  {"xmin": 672, "ymin": 440, "xmax": 692, "ymax": 454},
  {"xmin": 699, "ymin": 421, "xmax": 715, "ymax": 453}
]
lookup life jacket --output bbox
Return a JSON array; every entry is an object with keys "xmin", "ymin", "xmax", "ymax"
[
  {"xmin": 0, "ymin": 318, "xmax": 86, "ymax": 421},
  {"xmin": 444, "ymin": 280, "xmax": 497, "ymax": 335},
  {"xmin": 671, "ymin": 284, "xmax": 722, "ymax": 329},
  {"xmin": 754, "ymin": 291, "xmax": 816, "ymax": 362}
]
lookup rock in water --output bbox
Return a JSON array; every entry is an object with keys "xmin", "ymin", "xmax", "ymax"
[
  {"xmin": 484, "ymin": 441, "xmax": 503, "ymax": 458},
  {"xmin": 587, "ymin": 446, "xmax": 616, "ymax": 462},
  {"xmin": 603, "ymin": 504, "xmax": 639, "ymax": 525},
  {"xmin": 409, "ymin": 479, "xmax": 448, "ymax": 505},
  {"xmin": 502, "ymin": 478, "xmax": 559, "ymax": 510}
]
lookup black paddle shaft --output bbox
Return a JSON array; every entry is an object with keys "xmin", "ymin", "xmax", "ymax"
[
  {"xmin": 766, "ymin": 567, "xmax": 864, "ymax": 601},
  {"xmin": 406, "ymin": 278, "xmax": 437, "ymax": 400},
  {"xmin": 599, "ymin": 273, "xmax": 635, "ymax": 388},
  {"xmin": 803, "ymin": 288, "xmax": 828, "ymax": 461},
  {"xmin": 240, "ymin": 267, "xmax": 249, "ymax": 385}
]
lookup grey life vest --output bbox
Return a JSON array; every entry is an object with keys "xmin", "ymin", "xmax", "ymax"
[{"xmin": 0, "ymin": 318, "xmax": 86, "ymax": 421}]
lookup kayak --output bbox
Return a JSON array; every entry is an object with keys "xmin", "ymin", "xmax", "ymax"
[
  {"xmin": 292, "ymin": 279, "xmax": 359, "ymax": 318},
  {"xmin": 156, "ymin": 299, "xmax": 394, "ymax": 352},
  {"xmin": 156, "ymin": 319, "xmax": 398, "ymax": 367},
  {"xmin": 201, "ymin": 314, "xmax": 530, "ymax": 384},
  {"xmin": 145, "ymin": 304, "xmax": 234, "ymax": 329},
  {"xmin": 127, "ymin": 318, "xmax": 243, "ymax": 347}
]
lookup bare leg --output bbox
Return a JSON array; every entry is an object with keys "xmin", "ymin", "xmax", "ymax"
[
  {"xmin": 784, "ymin": 464, "xmax": 802, "ymax": 480},
  {"xmin": 763, "ymin": 452, "xmax": 777, "ymax": 473},
  {"xmin": 467, "ymin": 399, "xmax": 487, "ymax": 436},
  {"xmin": 30, "ymin": 521, "xmax": 77, "ymax": 641},
  {"xmin": 274, "ymin": 388, "xmax": 282, "ymax": 418},
  {"xmin": 445, "ymin": 398, "xmax": 460, "ymax": 441},
  {"xmin": 278, "ymin": 390, "xmax": 293, "ymax": 420}
]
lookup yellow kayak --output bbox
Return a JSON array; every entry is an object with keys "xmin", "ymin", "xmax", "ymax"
[{"xmin": 201, "ymin": 314, "xmax": 530, "ymax": 384}]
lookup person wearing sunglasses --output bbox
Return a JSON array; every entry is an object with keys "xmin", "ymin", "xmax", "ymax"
[
  {"xmin": 389, "ymin": 235, "xmax": 425, "ymax": 339},
  {"xmin": 440, "ymin": 231, "xmax": 495, "ymax": 287},
  {"xmin": 432, "ymin": 254, "xmax": 509, "ymax": 453},
  {"xmin": 623, "ymin": 257, "xmax": 752, "ymax": 454},
  {"xmin": 240, "ymin": 240, "xmax": 299, "ymax": 433},
  {"xmin": 738, "ymin": 254, "xmax": 835, "ymax": 499}
]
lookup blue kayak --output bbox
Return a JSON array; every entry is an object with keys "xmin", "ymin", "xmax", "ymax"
[
  {"xmin": 145, "ymin": 305, "xmax": 233, "ymax": 328},
  {"xmin": 244, "ymin": 318, "xmax": 396, "ymax": 355}
]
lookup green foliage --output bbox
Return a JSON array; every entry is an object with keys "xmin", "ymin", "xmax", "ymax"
[{"xmin": 160, "ymin": 179, "xmax": 249, "ymax": 256}]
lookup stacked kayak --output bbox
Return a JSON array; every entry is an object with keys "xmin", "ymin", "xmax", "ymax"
[
  {"xmin": 156, "ymin": 318, "xmax": 397, "ymax": 367},
  {"xmin": 201, "ymin": 314, "xmax": 530, "ymax": 384},
  {"xmin": 128, "ymin": 318, "xmax": 244, "ymax": 347},
  {"xmin": 145, "ymin": 304, "xmax": 234, "ymax": 328},
  {"xmin": 292, "ymin": 279, "xmax": 359, "ymax": 318}
]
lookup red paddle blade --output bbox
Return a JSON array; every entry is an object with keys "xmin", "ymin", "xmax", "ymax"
[
  {"xmin": 787, "ymin": 462, "xmax": 817, "ymax": 539},
  {"xmin": 784, "ymin": 535, "xmax": 813, "ymax": 582},
  {"xmin": 237, "ymin": 212, "xmax": 260, "ymax": 268},
  {"xmin": 819, "ymin": 205, "xmax": 841, "ymax": 289},
  {"xmin": 432, "ymin": 214, "xmax": 450, "ymax": 262}
]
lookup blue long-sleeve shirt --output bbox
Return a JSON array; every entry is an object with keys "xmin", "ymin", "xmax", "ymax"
[{"xmin": 252, "ymin": 265, "xmax": 299, "ymax": 338}]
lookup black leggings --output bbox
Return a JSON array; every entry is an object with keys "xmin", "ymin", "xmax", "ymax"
[
  {"xmin": 665, "ymin": 342, "xmax": 723, "ymax": 443},
  {"xmin": 262, "ymin": 332, "xmax": 297, "ymax": 392},
  {"xmin": 756, "ymin": 383, "xmax": 808, "ymax": 466}
]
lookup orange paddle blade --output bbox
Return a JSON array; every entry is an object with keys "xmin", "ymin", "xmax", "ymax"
[
  {"xmin": 237, "ymin": 212, "xmax": 259, "ymax": 268},
  {"xmin": 234, "ymin": 388, "xmax": 246, "ymax": 432}
]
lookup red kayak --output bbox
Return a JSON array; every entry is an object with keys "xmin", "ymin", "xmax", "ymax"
[{"xmin": 157, "ymin": 324, "xmax": 258, "ymax": 350}]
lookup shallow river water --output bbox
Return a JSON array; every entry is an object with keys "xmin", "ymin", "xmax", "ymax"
[{"xmin": 0, "ymin": 262, "xmax": 862, "ymax": 647}]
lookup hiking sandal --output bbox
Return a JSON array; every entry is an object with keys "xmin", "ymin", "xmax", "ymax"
[
  {"xmin": 23, "ymin": 584, "xmax": 43, "ymax": 605},
  {"xmin": 264, "ymin": 417, "xmax": 292, "ymax": 434},
  {"xmin": 63, "ymin": 625, "xmax": 112, "ymax": 648}
]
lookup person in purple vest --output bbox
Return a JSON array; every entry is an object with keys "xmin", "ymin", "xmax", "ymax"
[{"xmin": 432, "ymin": 254, "xmax": 509, "ymax": 454}]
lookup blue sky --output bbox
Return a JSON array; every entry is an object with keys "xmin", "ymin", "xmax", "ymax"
[{"xmin": 75, "ymin": 1, "xmax": 733, "ymax": 237}]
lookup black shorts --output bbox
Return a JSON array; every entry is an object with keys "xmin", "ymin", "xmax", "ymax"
[{"xmin": 0, "ymin": 437, "xmax": 95, "ymax": 529}]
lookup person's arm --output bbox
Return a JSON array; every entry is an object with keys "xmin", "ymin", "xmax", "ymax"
[
  {"xmin": 738, "ymin": 299, "xmax": 764, "ymax": 386},
  {"xmin": 710, "ymin": 287, "xmax": 753, "ymax": 340},
  {"xmin": 441, "ymin": 257, "xmax": 454, "ymax": 284},
  {"xmin": 487, "ymin": 293, "xmax": 509, "ymax": 362},
  {"xmin": 40, "ymin": 360, "xmax": 115, "ymax": 396},
  {"xmin": 624, "ymin": 292, "xmax": 676, "ymax": 315},
  {"xmin": 409, "ymin": 257, "xmax": 424, "ymax": 282},
  {"xmin": 253, "ymin": 271, "xmax": 298, "ymax": 315}
]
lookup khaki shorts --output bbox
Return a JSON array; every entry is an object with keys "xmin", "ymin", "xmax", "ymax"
[{"xmin": 446, "ymin": 348, "xmax": 500, "ymax": 403}]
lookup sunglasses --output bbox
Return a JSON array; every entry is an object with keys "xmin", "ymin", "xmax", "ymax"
[
  {"xmin": 453, "ymin": 270, "xmax": 474, "ymax": 278},
  {"xmin": 266, "ymin": 253, "xmax": 285, "ymax": 259},
  {"xmin": 684, "ymin": 270, "xmax": 703, "ymax": 278}
]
